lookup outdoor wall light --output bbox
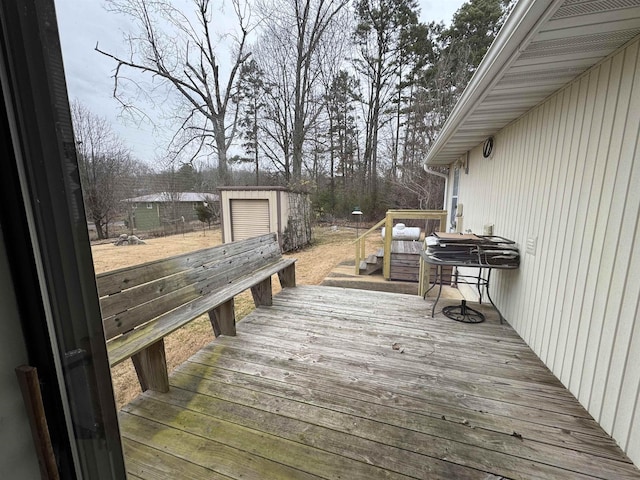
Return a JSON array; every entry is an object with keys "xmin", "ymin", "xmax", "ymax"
[{"xmin": 483, "ymin": 137, "xmax": 494, "ymax": 158}]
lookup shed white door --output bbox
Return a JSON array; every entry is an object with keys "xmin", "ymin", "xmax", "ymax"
[{"xmin": 230, "ymin": 199, "xmax": 271, "ymax": 241}]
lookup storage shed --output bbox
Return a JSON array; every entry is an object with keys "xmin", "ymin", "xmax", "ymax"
[{"xmin": 219, "ymin": 186, "xmax": 312, "ymax": 252}]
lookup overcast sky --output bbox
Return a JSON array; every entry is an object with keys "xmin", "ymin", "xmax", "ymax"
[{"xmin": 54, "ymin": 0, "xmax": 467, "ymax": 167}]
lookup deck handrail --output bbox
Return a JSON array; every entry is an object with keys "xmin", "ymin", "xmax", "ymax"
[
  {"xmin": 353, "ymin": 209, "xmax": 448, "ymax": 280},
  {"xmin": 353, "ymin": 218, "xmax": 387, "ymax": 275}
]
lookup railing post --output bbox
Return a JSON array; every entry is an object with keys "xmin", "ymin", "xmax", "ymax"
[
  {"xmin": 418, "ymin": 255, "xmax": 425, "ymax": 297},
  {"xmin": 383, "ymin": 212, "xmax": 393, "ymax": 280},
  {"xmin": 439, "ymin": 213, "xmax": 447, "ymax": 232}
]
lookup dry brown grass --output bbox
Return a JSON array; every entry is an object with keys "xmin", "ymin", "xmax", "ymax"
[{"xmin": 92, "ymin": 225, "xmax": 383, "ymax": 408}]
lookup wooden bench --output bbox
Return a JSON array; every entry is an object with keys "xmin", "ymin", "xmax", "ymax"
[{"xmin": 96, "ymin": 233, "xmax": 296, "ymax": 393}]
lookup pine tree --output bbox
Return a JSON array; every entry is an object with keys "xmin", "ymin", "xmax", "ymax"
[
  {"xmin": 325, "ymin": 70, "xmax": 359, "ymax": 213},
  {"xmin": 237, "ymin": 60, "xmax": 268, "ymax": 185},
  {"xmin": 353, "ymin": 0, "xmax": 420, "ymax": 205}
]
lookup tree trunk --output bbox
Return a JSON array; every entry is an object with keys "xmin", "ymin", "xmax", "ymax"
[
  {"xmin": 392, "ymin": 65, "xmax": 403, "ymax": 179},
  {"xmin": 292, "ymin": 111, "xmax": 304, "ymax": 182},
  {"xmin": 292, "ymin": 28, "xmax": 305, "ymax": 183},
  {"xmin": 402, "ymin": 83, "xmax": 414, "ymax": 169},
  {"xmin": 328, "ymin": 115, "xmax": 335, "ymax": 212},
  {"xmin": 254, "ymin": 100, "xmax": 259, "ymax": 186},
  {"xmin": 94, "ymin": 217, "xmax": 106, "ymax": 240},
  {"xmin": 214, "ymin": 122, "xmax": 230, "ymax": 185}
]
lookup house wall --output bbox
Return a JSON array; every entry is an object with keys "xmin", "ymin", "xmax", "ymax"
[
  {"xmin": 453, "ymin": 37, "xmax": 640, "ymax": 465},
  {"xmin": 158, "ymin": 202, "xmax": 202, "ymax": 225},
  {"xmin": 132, "ymin": 203, "xmax": 161, "ymax": 230},
  {"xmin": 0, "ymin": 232, "xmax": 40, "ymax": 479},
  {"xmin": 132, "ymin": 202, "xmax": 209, "ymax": 231}
]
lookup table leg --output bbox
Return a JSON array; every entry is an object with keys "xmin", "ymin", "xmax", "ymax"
[
  {"xmin": 422, "ymin": 264, "xmax": 439, "ymax": 298},
  {"xmin": 431, "ymin": 264, "xmax": 443, "ymax": 317},
  {"xmin": 485, "ymin": 268, "xmax": 504, "ymax": 324}
]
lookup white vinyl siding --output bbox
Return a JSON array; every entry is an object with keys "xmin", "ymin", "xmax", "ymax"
[
  {"xmin": 455, "ymin": 37, "xmax": 640, "ymax": 465},
  {"xmin": 230, "ymin": 199, "xmax": 271, "ymax": 241}
]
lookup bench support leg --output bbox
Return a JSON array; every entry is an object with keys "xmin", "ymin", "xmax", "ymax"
[
  {"xmin": 208, "ymin": 298, "xmax": 236, "ymax": 337},
  {"xmin": 251, "ymin": 276, "xmax": 273, "ymax": 307},
  {"xmin": 277, "ymin": 264, "xmax": 296, "ymax": 288},
  {"xmin": 131, "ymin": 339, "xmax": 169, "ymax": 393}
]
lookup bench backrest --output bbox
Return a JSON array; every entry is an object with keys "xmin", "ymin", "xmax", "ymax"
[{"xmin": 96, "ymin": 233, "xmax": 281, "ymax": 341}]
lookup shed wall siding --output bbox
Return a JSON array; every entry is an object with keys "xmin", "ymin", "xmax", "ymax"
[
  {"xmin": 283, "ymin": 192, "xmax": 312, "ymax": 251},
  {"xmin": 455, "ymin": 38, "xmax": 640, "ymax": 465},
  {"xmin": 220, "ymin": 190, "xmax": 280, "ymax": 243}
]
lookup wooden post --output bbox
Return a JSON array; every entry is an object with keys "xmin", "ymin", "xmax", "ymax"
[
  {"xmin": 418, "ymin": 256, "xmax": 425, "ymax": 297},
  {"xmin": 251, "ymin": 276, "xmax": 273, "ymax": 307},
  {"xmin": 15, "ymin": 365, "xmax": 60, "ymax": 480},
  {"xmin": 383, "ymin": 212, "xmax": 393, "ymax": 280},
  {"xmin": 439, "ymin": 213, "xmax": 447, "ymax": 232},
  {"xmin": 131, "ymin": 339, "xmax": 169, "ymax": 393},
  {"xmin": 208, "ymin": 298, "xmax": 236, "ymax": 337},
  {"xmin": 277, "ymin": 264, "xmax": 296, "ymax": 288}
]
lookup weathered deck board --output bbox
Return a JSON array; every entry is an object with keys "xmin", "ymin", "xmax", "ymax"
[
  {"xmin": 119, "ymin": 285, "xmax": 640, "ymax": 480},
  {"xmin": 123, "ymin": 437, "xmax": 233, "ymax": 479},
  {"xmin": 204, "ymin": 334, "xmax": 593, "ymax": 423}
]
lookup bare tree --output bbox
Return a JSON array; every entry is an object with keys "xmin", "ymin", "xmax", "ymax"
[
  {"xmin": 71, "ymin": 101, "xmax": 132, "ymax": 239},
  {"xmin": 96, "ymin": 0, "xmax": 252, "ymax": 184},
  {"xmin": 353, "ymin": 0, "xmax": 420, "ymax": 206},
  {"xmin": 255, "ymin": 0, "xmax": 350, "ymax": 183}
]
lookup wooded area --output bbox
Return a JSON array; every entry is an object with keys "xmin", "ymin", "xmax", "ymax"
[{"xmin": 75, "ymin": 0, "xmax": 512, "ymax": 238}]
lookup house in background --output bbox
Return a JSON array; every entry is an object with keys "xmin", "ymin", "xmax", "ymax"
[
  {"xmin": 426, "ymin": 0, "xmax": 640, "ymax": 467},
  {"xmin": 124, "ymin": 192, "xmax": 220, "ymax": 231}
]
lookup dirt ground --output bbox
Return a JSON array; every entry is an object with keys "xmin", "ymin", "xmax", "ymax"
[{"xmin": 92, "ymin": 225, "xmax": 383, "ymax": 408}]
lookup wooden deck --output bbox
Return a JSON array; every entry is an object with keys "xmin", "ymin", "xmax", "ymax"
[{"xmin": 119, "ymin": 286, "xmax": 640, "ymax": 479}]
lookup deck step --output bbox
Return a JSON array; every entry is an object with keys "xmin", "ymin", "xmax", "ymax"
[{"xmin": 359, "ymin": 252, "xmax": 383, "ymax": 275}]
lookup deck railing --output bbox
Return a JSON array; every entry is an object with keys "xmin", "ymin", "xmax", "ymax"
[
  {"xmin": 354, "ymin": 209, "xmax": 448, "ymax": 281},
  {"xmin": 353, "ymin": 218, "xmax": 387, "ymax": 275}
]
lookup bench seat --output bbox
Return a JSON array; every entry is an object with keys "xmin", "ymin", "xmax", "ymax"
[
  {"xmin": 107, "ymin": 257, "xmax": 295, "ymax": 366},
  {"xmin": 97, "ymin": 233, "xmax": 296, "ymax": 392}
]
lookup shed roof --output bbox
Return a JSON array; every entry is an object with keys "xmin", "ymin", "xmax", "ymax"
[
  {"xmin": 425, "ymin": 0, "xmax": 640, "ymax": 166},
  {"xmin": 125, "ymin": 192, "xmax": 219, "ymax": 202},
  {"xmin": 218, "ymin": 186, "xmax": 311, "ymax": 195},
  {"xmin": 217, "ymin": 186, "xmax": 289, "ymax": 192}
]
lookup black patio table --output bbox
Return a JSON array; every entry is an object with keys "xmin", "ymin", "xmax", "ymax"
[{"xmin": 421, "ymin": 233, "xmax": 520, "ymax": 324}]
